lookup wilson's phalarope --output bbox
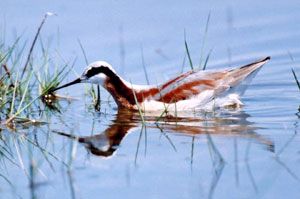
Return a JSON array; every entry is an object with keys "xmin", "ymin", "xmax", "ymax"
[{"xmin": 52, "ymin": 57, "xmax": 270, "ymax": 111}]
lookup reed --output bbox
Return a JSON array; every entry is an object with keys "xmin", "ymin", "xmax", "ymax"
[
  {"xmin": 202, "ymin": 48, "xmax": 213, "ymax": 71},
  {"xmin": 184, "ymin": 30, "xmax": 194, "ymax": 70},
  {"xmin": 140, "ymin": 45, "xmax": 150, "ymax": 85},
  {"xmin": 131, "ymin": 82, "xmax": 145, "ymax": 125},
  {"xmin": 199, "ymin": 11, "xmax": 211, "ymax": 69},
  {"xmin": 292, "ymin": 68, "xmax": 300, "ymax": 91}
]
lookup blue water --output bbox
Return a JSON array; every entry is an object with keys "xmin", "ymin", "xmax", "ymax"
[{"xmin": 1, "ymin": 0, "xmax": 300, "ymax": 198}]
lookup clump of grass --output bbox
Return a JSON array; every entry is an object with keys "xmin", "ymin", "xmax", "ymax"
[
  {"xmin": 0, "ymin": 13, "xmax": 86, "ymax": 193},
  {"xmin": 37, "ymin": 62, "xmax": 73, "ymax": 107},
  {"xmin": 33, "ymin": 36, "xmax": 76, "ymax": 109},
  {"xmin": 0, "ymin": 39, "xmax": 30, "ymax": 124},
  {"xmin": 0, "ymin": 14, "xmax": 49, "ymax": 125},
  {"xmin": 0, "ymin": 12, "xmax": 73, "ymax": 127}
]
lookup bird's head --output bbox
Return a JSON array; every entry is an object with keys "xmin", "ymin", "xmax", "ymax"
[{"xmin": 52, "ymin": 61, "xmax": 116, "ymax": 91}]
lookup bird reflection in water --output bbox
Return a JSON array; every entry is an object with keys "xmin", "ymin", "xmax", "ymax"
[{"xmin": 54, "ymin": 109, "xmax": 274, "ymax": 157}]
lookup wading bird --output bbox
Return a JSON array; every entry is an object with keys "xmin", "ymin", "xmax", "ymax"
[{"xmin": 52, "ymin": 57, "xmax": 270, "ymax": 111}]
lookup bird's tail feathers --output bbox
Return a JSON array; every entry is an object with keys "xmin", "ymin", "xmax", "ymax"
[{"xmin": 222, "ymin": 56, "xmax": 270, "ymax": 95}]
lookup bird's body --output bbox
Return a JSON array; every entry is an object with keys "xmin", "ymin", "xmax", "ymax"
[{"xmin": 53, "ymin": 57, "xmax": 270, "ymax": 112}]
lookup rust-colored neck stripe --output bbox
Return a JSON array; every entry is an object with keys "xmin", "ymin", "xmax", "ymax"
[{"xmin": 102, "ymin": 67, "xmax": 159, "ymax": 108}]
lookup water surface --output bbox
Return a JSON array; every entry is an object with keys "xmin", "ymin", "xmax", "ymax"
[{"xmin": 1, "ymin": 0, "xmax": 300, "ymax": 198}]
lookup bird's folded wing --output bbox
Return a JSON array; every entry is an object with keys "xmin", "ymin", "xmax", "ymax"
[{"xmin": 154, "ymin": 70, "xmax": 228, "ymax": 103}]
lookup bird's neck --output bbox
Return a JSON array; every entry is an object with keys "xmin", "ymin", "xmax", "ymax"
[{"xmin": 103, "ymin": 71, "xmax": 159, "ymax": 109}]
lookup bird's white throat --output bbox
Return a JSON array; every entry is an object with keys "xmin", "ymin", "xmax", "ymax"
[{"xmin": 83, "ymin": 72, "xmax": 107, "ymax": 86}]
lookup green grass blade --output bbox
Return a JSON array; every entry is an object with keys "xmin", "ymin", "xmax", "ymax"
[
  {"xmin": 184, "ymin": 41, "xmax": 194, "ymax": 70},
  {"xmin": 199, "ymin": 11, "xmax": 211, "ymax": 68},
  {"xmin": 77, "ymin": 39, "xmax": 89, "ymax": 65},
  {"xmin": 202, "ymin": 48, "xmax": 213, "ymax": 71},
  {"xmin": 17, "ymin": 72, "xmax": 33, "ymax": 112},
  {"xmin": 292, "ymin": 68, "xmax": 300, "ymax": 91},
  {"xmin": 130, "ymin": 81, "xmax": 145, "ymax": 124},
  {"xmin": 140, "ymin": 45, "xmax": 150, "ymax": 85},
  {"xmin": 0, "ymin": 36, "xmax": 21, "ymax": 64},
  {"xmin": 9, "ymin": 73, "xmax": 19, "ymax": 116},
  {"xmin": 184, "ymin": 30, "xmax": 194, "ymax": 70},
  {"xmin": 6, "ymin": 93, "xmax": 42, "ymax": 124}
]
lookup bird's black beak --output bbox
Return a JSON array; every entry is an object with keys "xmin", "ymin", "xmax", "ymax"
[{"xmin": 51, "ymin": 78, "xmax": 81, "ymax": 92}]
